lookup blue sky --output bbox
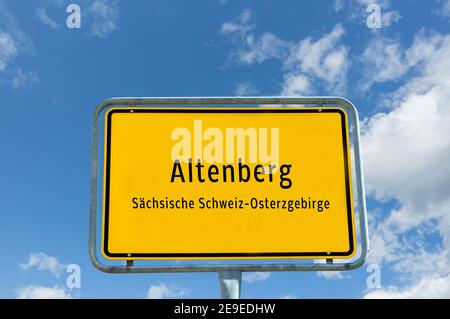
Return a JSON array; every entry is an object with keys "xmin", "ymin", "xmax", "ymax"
[{"xmin": 1, "ymin": 0, "xmax": 450, "ymax": 298}]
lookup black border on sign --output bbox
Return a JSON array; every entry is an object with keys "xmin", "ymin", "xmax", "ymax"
[{"xmin": 103, "ymin": 108, "xmax": 354, "ymax": 258}]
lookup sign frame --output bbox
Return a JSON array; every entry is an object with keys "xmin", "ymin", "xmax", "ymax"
[{"xmin": 89, "ymin": 96, "xmax": 369, "ymax": 273}]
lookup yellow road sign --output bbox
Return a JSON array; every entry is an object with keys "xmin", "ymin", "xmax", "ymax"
[{"xmin": 102, "ymin": 107, "xmax": 356, "ymax": 260}]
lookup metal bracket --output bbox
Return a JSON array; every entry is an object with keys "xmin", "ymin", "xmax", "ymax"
[{"xmin": 89, "ymin": 96, "xmax": 369, "ymax": 273}]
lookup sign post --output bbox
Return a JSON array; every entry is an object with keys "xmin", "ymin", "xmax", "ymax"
[
  {"xmin": 89, "ymin": 97, "xmax": 369, "ymax": 298},
  {"xmin": 218, "ymin": 271, "xmax": 242, "ymax": 299}
]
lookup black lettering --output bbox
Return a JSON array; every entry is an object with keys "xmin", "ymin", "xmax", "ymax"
[
  {"xmin": 280, "ymin": 164, "xmax": 292, "ymax": 189},
  {"xmin": 238, "ymin": 159, "xmax": 250, "ymax": 182},
  {"xmin": 170, "ymin": 160, "xmax": 185, "ymax": 182},
  {"xmin": 196, "ymin": 160, "xmax": 205, "ymax": 183},
  {"xmin": 223, "ymin": 164, "xmax": 235, "ymax": 182},
  {"xmin": 254, "ymin": 164, "xmax": 265, "ymax": 182},
  {"xmin": 208, "ymin": 165, "xmax": 219, "ymax": 182}
]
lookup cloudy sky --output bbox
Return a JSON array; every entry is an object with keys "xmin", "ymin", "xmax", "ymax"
[{"xmin": 0, "ymin": 0, "xmax": 449, "ymax": 298}]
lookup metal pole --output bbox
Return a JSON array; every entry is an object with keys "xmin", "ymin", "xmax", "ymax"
[{"xmin": 218, "ymin": 271, "xmax": 242, "ymax": 299}]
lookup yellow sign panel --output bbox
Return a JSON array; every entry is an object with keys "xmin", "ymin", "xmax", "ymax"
[{"xmin": 102, "ymin": 108, "xmax": 356, "ymax": 260}]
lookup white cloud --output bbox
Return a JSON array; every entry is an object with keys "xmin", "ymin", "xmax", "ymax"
[
  {"xmin": 20, "ymin": 252, "xmax": 65, "ymax": 276},
  {"xmin": 12, "ymin": 68, "xmax": 39, "ymax": 89},
  {"xmin": 221, "ymin": 14, "xmax": 348, "ymax": 95},
  {"xmin": 316, "ymin": 271, "xmax": 345, "ymax": 280},
  {"xmin": 0, "ymin": 3, "xmax": 34, "ymax": 78},
  {"xmin": 362, "ymin": 94, "xmax": 450, "ymax": 210},
  {"xmin": 284, "ymin": 24, "xmax": 346, "ymax": 79},
  {"xmin": 333, "ymin": 0, "xmax": 344, "ymax": 12},
  {"xmin": 235, "ymin": 81, "xmax": 258, "ymax": 96},
  {"xmin": 364, "ymin": 275, "xmax": 450, "ymax": 299},
  {"xmin": 36, "ymin": 8, "xmax": 58, "ymax": 29},
  {"xmin": 356, "ymin": 0, "xmax": 392, "ymax": 6},
  {"xmin": 87, "ymin": 0, "xmax": 119, "ymax": 38},
  {"xmin": 0, "ymin": 31, "xmax": 17, "ymax": 72},
  {"xmin": 381, "ymin": 10, "xmax": 401, "ymax": 27},
  {"xmin": 221, "ymin": 9, "xmax": 290, "ymax": 65},
  {"xmin": 239, "ymin": 32, "xmax": 290, "ymax": 65},
  {"xmin": 360, "ymin": 32, "xmax": 445, "ymax": 91},
  {"xmin": 444, "ymin": 0, "xmax": 450, "ymax": 17},
  {"xmin": 362, "ymin": 33, "xmax": 450, "ymax": 213},
  {"xmin": 281, "ymin": 73, "xmax": 311, "ymax": 96},
  {"xmin": 359, "ymin": 37, "xmax": 407, "ymax": 91},
  {"xmin": 220, "ymin": 9, "xmax": 253, "ymax": 35},
  {"xmin": 242, "ymin": 272, "xmax": 271, "ymax": 283},
  {"xmin": 436, "ymin": 0, "xmax": 450, "ymax": 18},
  {"xmin": 361, "ymin": 30, "xmax": 450, "ymax": 297},
  {"xmin": 146, "ymin": 283, "xmax": 191, "ymax": 299},
  {"xmin": 282, "ymin": 24, "xmax": 348, "ymax": 95},
  {"xmin": 16, "ymin": 285, "xmax": 71, "ymax": 299}
]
